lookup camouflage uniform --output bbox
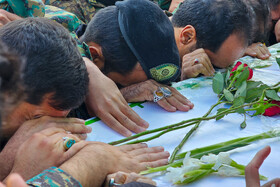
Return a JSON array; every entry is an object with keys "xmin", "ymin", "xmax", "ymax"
[
  {"xmin": 45, "ymin": 0, "xmax": 105, "ymax": 24},
  {"xmin": 27, "ymin": 167, "xmax": 82, "ymax": 187},
  {"xmin": 0, "ymin": 0, "xmax": 83, "ymax": 32},
  {"xmin": 45, "ymin": 0, "xmax": 171, "ymax": 24},
  {"xmin": 156, "ymin": 0, "xmax": 171, "ymax": 10},
  {"xmin": 0, "ymin": 0, "xmax": 45, "ymax": 17}
]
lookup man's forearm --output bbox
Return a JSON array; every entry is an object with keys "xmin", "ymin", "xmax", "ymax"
[
  {"xmin": 0, "ymin": 151, "xmax": 13, "ymax": 181},
  {"xmin": 59, "ymin": 143, "xmax": 114, "ymax": 187}
]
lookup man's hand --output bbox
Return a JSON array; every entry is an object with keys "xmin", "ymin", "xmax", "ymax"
[
  {"xmin": 181, "ymin": 48, "xmax": 215, "ymax": 80},
  {"xmin": 244, "ymin": 43, "xmax": 271, "ymax": 60},
  {"xmin": 0, "ymin": 116, "xmax": 90, "ymax": 180},
  {"xmin": 9, "ymin": 128, "xmax": 86, "ymax": 180},
  {"xmin": 0, "ymin": 174, "xmax": 27, "ymax": 187},
  {"xmin": 121, "ymin": 79, "xmax": 194, "ymax": 112},
  {"xmin": 245, "ymin": 146, "xmax": 280, "ymax": 187},
  {"xmin": 275, "ymin": 20, "xmax": 280, "ymax": 43},
  {"xmin": 0, "ymin": 10, "xmax": 22, "ymax": 27},
  {"xmin": 84, "ymin": 58, "xmax": 149, "ymax": 137},
  {"xmin": 105, "ymin": 171, "xmax": 156, "ymax": 186},
  {"xmin": 60, "ymin": 142, "xmax": 169, "ymax": 187}
]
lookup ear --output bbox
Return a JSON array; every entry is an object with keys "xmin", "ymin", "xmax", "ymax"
[
  {"xmin": 180, "ymin": 25, "xmax": 197, "ymax": 45},
  {"xmin": 88, "ymin": 43, "xmax": 105, "ymax": 70},
  {"xmin": 88, "ymin": 44, "xmax": 103, "ymax": 59}
]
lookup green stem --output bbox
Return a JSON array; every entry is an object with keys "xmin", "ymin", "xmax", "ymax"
[
  {"xmin": 109, "ymin": 117, "xmax": 202, "ymax": 145},
  {"xmin": 126, "ymin": 121, "xmax": 198, "ymax": 144},
  {"xmin": 169, "ymin": 99, "xmax": 227, "ymax": 163},
  {"xmin": 111, "ymin": 101, "xmax": 258, "ymax": 146},
  {"xmin": 140, "ymin": 130, "xmax": 277, "ymax": 175}
]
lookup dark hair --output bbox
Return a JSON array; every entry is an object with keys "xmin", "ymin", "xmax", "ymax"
[
  {"xmin": 81, "ymin": 6, "xmax": 138, "ymax": 75},
  {"xmin": 172, "ymin": 0, "xmax": 253, "ymax": 52},
  {"xmin": 0, "ymin": 42, "xmax": 24, "ymax": 126},
  {"xmin": 0, "ymin": 18, "xmax": 89, "ymax": 111},
  {"xmin": 244, "ymin": 0, "xmax": 270, "ymax": 43},
  {"xmin": 268, "ymin": 0, "xmax": 280, "ymax": 10}
]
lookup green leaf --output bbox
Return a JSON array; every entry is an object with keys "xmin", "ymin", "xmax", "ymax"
[
  {"xmin": 235, "ymin": 67, "xmax": 249, "ymax": 88},
  {"xmin": 236, "ymin": 108, "xmax": 246, "ymax": 114},
  {"xmin": 212, "ymin": 72, "xmax": 224, "ymax": 94},
  {"xmin": 252, "ymin": 103, "xmax": 275, "ymax": 116},
  {"xmin": 247, "ymin": 81, "xmax": 263, "ymax": 90},
  {"xmin": 265, "ymin": 89, "xmax": 280, "ymax": 101},
  {"xmin": 245, "ymin": 85, "xmax": 269, "ymax": 103},
  {"xmin": 235, "ymin": 81, "xmax": 247, "ymax": 98},
  {"xmin": 216, "ymin": 113, "xmax": 226, "ymax": 120},
  {"xmin": 276, "ymin": 57, "xmax": 280, "ymax": 69},
  {"xmin": 223, "ymin": 89, "xmax": 234, "ymax": 102},
  {"xmin": 217, "ymin": 108, "xmax": 227, "ymax": 113},
  {"xmin": 233, "ymin": 97, "xmax": 245, "ymax": 107},
  {"xmin": 240, "ymin": 121, "xmax": 247, "ymax": 129}
]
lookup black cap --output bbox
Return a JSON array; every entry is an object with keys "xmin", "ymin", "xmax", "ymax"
[{"xmin": 116, "ymin": 0, "xmax": 180, "ymax": 84}]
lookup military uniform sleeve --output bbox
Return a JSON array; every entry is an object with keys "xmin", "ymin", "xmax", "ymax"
[
  {"xmin": 70, "ymin": 32, "xmax": 93, "ymax": 60},
  {"xmin": 0, "ymin": 0, "xmax": 45, "ymax": 17},
  {"xmin": 44, "ymin": 5, "xmax": 83, "ymax": 32},
  {"xmin": 26, "ymin": 167, "xmax": 82, "ymax": 187},
  {"xmin": 45, "ymin": 0, "xmax": 106, "ymax": 24}
]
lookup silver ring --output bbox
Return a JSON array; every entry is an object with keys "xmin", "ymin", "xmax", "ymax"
[
  {"xmin": 194, "ymin": 58, "xmax": 199, "ymax": 64},
  {"xmin": 109, "ymin": 178, "xmax": 121, "ymax": 187},
  {"xmin": 159, "ymin": 87, "xmax": 172, "ymax": 97},
  {"xmin": 153, "ymin": 90, "xmax": 164, "ymax": 102},
  {"xmin": 259, "ymin": 44, "xmax": 264, "ymax": 47}
]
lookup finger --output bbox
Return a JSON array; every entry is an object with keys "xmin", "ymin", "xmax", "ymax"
[
  {"xmin": 199, "ymin": 56, "xmax": 214, "ymax": 76},
  {"xmin": 245, "ymin": 146, "xmax": 271, "ymax": 187},
  {"xmin": 0, "ymin": 183, "xmax": 4, "ymax": 187},
  {"xmin": 55, "ymin": 122, "xmax": 91, "ymax": 134},
  {"xmin": 99, "ymin": 112, "xmax": 133, "ymax": 137},
  {"xmin": 165, "ymin": 96, "xmax": 191, "ymax": 112},
  {"xmin": 135, "ymin": 151, "xmax": 170, "ymax": 162},
  {"xmin": 63, "ymin": 140, "xmax": 88, "ymax": 161},
  {"xmin": 258, "ymin": 46, "xmax": 270, "ymax": 59},
  {"xmin": 193, "ymin": 64, "xmax": 209, "ymax": 77},
  {"xmin": 170, "ymin": 88, "xmax": 194, "ymax": 109},
  {"xmin": 73, "ymin": 133, "xmax": 87, "ymax": 140},
  {"xmin": 128, "ymin": 146, "xmax": 164, "ymax": 156},
  {"xmin": 6, "ymin": 173, "xmax": 27, "ymax": 187},
  {"xmin": 114, "ymin": 171, "xmax": 128, "ymax": 184},
  {"xmin": 204, "ymin": 54, "xmax": 215, "ymax": 75},
  {"xmin": 113, "ymin": 111, "xmax": 147, "ymax": 134},
  {"xmin": 41, "ymin": 116, "xmax": 85, "ymax": 124},
  {"xmin": 124, "ymin": 173, "xmax": 141, "ymax": 184},
  {"xmin": 120, "ymin": 104, "xmax": 149, "ymax": 129},
  {"xmin": 39, "ymin": 116, "xmax": 91, "ymax": 134},
  {"xmin": 50, "ymin": 132, "xmax": 81, "ymax": 151},
  {"xmin": 157, "ymin": 98, "xmax": 176, "ymax": 112},
  {"xmin": 39, "ymin": 127, "xmax": 67, "ymax": 136},
  {"xmin": 245, "ymin": 48, "xmax": 258, "ymax": 57},
  {"xmin": 262, "ymin": 45, "xmax": 271, "ymax": 56},
  {"xmin": 139, "ymin": 159, "xmax": 169, "ymax": 171},
  {"xmin": 119, "ymin": 143, "xmax": 148, "ymax": 152},
  {"xmin": 137, "ymin": 178, "xmax": 156, "ymax": 186},
  {"xmin": 262, "ymin": 178, "xmax": 280, "ymax": 187}
]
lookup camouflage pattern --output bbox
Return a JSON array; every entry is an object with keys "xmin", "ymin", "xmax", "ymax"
[
  {"xmin": 156, "ymin": 0, "xmax": 171, "ymax": 10},
  {"xmin": 0, "ymin": 0, "xmax": 83, "ymax": 32},
  {"xmin": 45, "ymin": 5, "xmax": 83, "ymax": 32},
  {"xmin": 45, "ymin": 0, "xmax": 171, "ymax": 24},
  {"xmin": 45, "ymin": 0, "xmax": 105, "ymax": 24},
  {"xmin": 70, "ymin": 32, "xmax": 93, "ymax": 60},
  {"xmin": 0, "ymin": 0, "xmax": 45, "ymax": 17},
  {"xmin": 26, "ymin": 167, "xmax": 82, "ymax": 187}
]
